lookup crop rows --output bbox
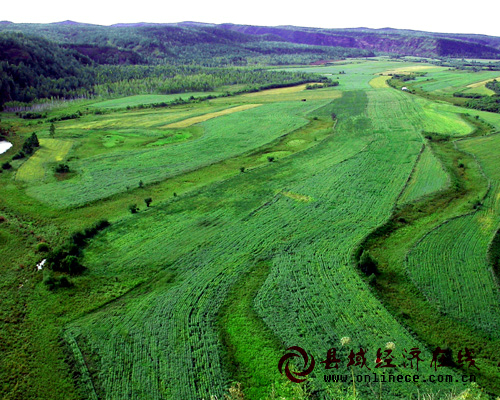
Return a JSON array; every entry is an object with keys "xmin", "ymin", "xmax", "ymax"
[
  {"xmin": 65, "ymin": 89, "xmax": 468, "ymax": 399},
  {"xmin": 406, "ymin": 132, "xmax": 500, "ymax": 337},
  {"xmin": 399, "ymin": 144, "xmax": 450, "ymax": 204},
  {"xmin": 415, "ymin": 70, "xmax": 500, "ymax": 94}
]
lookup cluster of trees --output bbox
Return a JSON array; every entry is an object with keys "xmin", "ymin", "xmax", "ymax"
[
  {"xmin": 43, "ymin": 219, "xmax": 111, "ymax": 289},
  {"xmin": 465, "ymin": 96, "xmax": 500, "ymax": 113},
  {"xmin": 12, "ymin": 132, "xmax": 39, "ymax": 160},
  {"xmin": 460, "ymin": 81, "xmax": 500, "ymax": 113},
  {"xmin": 486, "ymin": 79, "xmax": 500, "ymax": 95}
]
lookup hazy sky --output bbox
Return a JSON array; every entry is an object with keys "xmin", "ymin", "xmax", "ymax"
[{"xmin": 3, "ymin": 0, "xmax": 500, "ymax": 37}]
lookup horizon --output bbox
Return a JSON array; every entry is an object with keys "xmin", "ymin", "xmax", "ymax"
[{"xmin": 3, "ymin": 0, "xmax": 500, "ymax": 37}]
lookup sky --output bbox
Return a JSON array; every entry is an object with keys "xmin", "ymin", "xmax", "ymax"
[{"xmin": 2, "ymin": 0, "xmax": 500, "ymax": 37}]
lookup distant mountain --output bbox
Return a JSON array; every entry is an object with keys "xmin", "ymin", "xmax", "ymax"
[
  {"xmin": 1, "ymin": 21, "xmax": 499, "ymax": 60},
  {"xmin": 215, "ymin": 24, "xmax": 500, "ymax": 58}
]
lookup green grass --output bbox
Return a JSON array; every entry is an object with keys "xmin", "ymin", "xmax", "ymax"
[{"xmin": 405, "ymin": 133, "xmax": 500, "ymax": 339}]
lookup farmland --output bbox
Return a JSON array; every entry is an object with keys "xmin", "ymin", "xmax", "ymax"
[{"xmin": 1, "ymin": 57, "xmax": 500, "ymax": 400}]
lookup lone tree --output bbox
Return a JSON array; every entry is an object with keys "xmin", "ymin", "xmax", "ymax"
[
  {"xmin": 129, "ymin": 204, "xmax": 139, "ymax": 214},
  {"xmin": 138, "ymin": 180, "xmax": 144, "ymax": 188},
  {"xmin": 49, "ymin": 123, "xmax": 56, "ymax": 138},
  {"xmin": 144, "ymin": 197, "xmax": 152, "ymax": 207}
]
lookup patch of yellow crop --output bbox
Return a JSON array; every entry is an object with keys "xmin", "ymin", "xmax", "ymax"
[
  {"xmin": 281, "ymin": 191, "xmax": 312, "ymax": 202},
  {"xmin": 163, "ymin": 104, "xmax": 261, "ymax": 128},
  {"xmin": 16, "ymin": 138, "xmax": 73, "ymax": 182},
  {"xmin": 369, "ymin": 75, "xmax": 390, "ymax": 88},
  {"xmin": 381, "ymin": 65, "xmax": 440, "ymax": 75},
  {"xmin": 242, "ymin": 84, "xmax": 309, "ymax": 98},
  {"xmin": 478, "ymin": 214, "xmax": 494, "ymax": 232},
  {"xmin": 466, "ymin": 76, "xmax": 500, "ymax": 88}
]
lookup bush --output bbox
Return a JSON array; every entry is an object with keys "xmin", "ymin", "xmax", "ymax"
[
  {"xmin": 61, "ymin": 255, "xmax": 85, "ymax": 274},
  {"xmin": 55, "ymin": 164, "xmax": 70, "ymax": 173},
  {"xmin": 43, "ymin": 272, "xmax": 73, "ymax": 291},
  {"xmin": 359, "ymin": 251, "xmax": 379, "ymax": 276},
  {"xmin": 129, "ymin": 204, "xmax": 139, "ymax": 214},
  {"xmin": 2, "ymin": 162, "xmax": 12, "ymax": 170},
  {"xmin": 36, "ymin": 242, "xmax": 50, "ymax": 252}
]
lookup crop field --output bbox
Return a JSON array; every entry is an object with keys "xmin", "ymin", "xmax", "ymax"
[
  {"xmin": 27, "ymin": 101, "xmax": 328, "ymax": 207},
  {"xmin": 398, "ymin": 144, "xmax": 450, "ymax": 204},
  {"xmin": 15, "ymin": 138, "xmax": 74, "ymax": 182},
  {"xmin": 163, "ymin": 103, "xmax": 261, "ymax": 128},
  {"xmin": 61, "ymin": 86, "xmax": 480, "ymax": 399},
  {"xmin": 3, "ymin": 59, "xmax": 500, "ymax": 400},
  {"xmin": 413, "ymin": 70, "xmax": 500, "ymax": 95}
]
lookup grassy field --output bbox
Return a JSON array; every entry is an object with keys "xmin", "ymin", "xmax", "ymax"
[{"xmin": 2, "ymin": 60, "xmax": 500, "ymax": 400}]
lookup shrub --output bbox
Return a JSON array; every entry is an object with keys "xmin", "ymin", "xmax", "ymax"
[
  {"xmin": 129, "ymin": 204, "xmax": 139, "ymax": 214},
  {"xmin": 43, "ymin": 272, "xmax": 73, "ymax": 290},
  {"xmin": 55, "ymin": 164, "xmax": 70, "ymax": 173},
  {"xmin": 359, "ymin": 251, "xmax": 379, "ymax": 276},
  {"xmin": 2, "ymin": 162, "xmax": 12, "ymax": 170},
  {"xmin": 36, "ymin": 242, "xmax": 50, "ymax": 252}
]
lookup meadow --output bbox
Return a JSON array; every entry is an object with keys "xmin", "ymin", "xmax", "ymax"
[{"xmin": 1, "ymin": 59, "xmax": 500, "ymax": 400}]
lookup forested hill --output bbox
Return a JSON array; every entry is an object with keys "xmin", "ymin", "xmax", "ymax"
[
  {"xmin": 216, "ymin": 24, "xmax": 500, "ymax": 59},
  {"xmin": 0, "ymin": 22, "xmax": 373, "ymax": 66},
  {"xmin": 2, "ymin": 21, "xmax": 500, "ymax": 62}
]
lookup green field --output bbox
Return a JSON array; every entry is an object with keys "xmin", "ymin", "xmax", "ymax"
[{"xmin": 2, "ymin": 59, "xmax": 500, "ymax": 400}]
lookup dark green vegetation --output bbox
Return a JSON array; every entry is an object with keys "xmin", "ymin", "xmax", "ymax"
[{"xmin": 2, "ymin": 23, "xmax": 500, "ymax": 400}]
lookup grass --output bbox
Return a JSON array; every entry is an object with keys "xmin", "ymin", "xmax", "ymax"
[
  {"xmin": 365, "ymin": 128, "xmax": 500, "ymax": 394},
  {"xmin": 412, "ymin": 70, "xmax": 500, "ymax": 95}
]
